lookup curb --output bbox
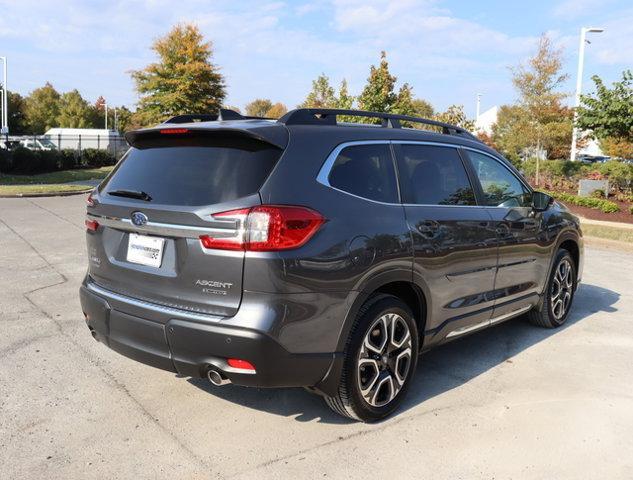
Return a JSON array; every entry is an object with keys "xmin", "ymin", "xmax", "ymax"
[{"xmin": 0, "ymin": 187, "xmax": 93, "ymax": 198}]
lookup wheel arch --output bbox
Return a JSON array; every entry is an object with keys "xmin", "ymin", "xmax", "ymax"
[
  {"xmin": 337, "ymin": 270, "xmax": 428, "ymax": 352},
  {"xmin": 314, "ymin": 271, "xmax": 427, "ymax": 398}
]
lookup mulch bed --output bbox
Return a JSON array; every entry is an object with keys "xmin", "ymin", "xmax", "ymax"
[{"xmin": 560, "ymin": 201, "xmax": 633, "ymax": 224}]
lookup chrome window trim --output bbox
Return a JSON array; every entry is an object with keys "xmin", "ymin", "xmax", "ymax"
[
  {"xmin": 315, "ymin": 140, "xmax": 401, "ymax": 206},
  {"xmin": 316, "ymin": 139, "xmax": 516, "ymax": 209}
]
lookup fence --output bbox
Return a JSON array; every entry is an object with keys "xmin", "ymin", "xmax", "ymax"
[{"xmin": 5, "ymin": 133, "xmax": 129, "ymax": 161}]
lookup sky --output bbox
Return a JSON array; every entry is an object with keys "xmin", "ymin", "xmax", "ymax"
[{"xmin": 0, "ymin": 0, "xmax": 631, "ymax": 117}]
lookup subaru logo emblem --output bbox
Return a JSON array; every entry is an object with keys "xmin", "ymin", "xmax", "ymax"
[{"xmin": 131, "ymin": 211, "xmax": 148, "ymax": 227}]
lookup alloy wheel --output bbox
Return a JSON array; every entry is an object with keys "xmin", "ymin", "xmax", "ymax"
[
  {"xmin": 357, "ymin": 313, "xmax": 412, "ymax": 408},
  {"xmin": 550, "ymin": 258, "xmax": 573, "ymax": 321}
]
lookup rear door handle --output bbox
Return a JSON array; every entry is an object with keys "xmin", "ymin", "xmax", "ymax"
[{"xmin": 417, "ymin": 220, "xmax": 440, "ymax": 238}]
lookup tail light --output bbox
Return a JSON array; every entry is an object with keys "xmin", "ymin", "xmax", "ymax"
[
  {"xmin": 227, "ymin": 358, "xmax": 256, "ymax": 372},
  {"xmin": 85, "ymin": 219, "xmax": 99, "ymax": 231},
  {"xmin": 160, "ymin": 128, "xmax": 189, "ymax": 134},
  {"xmin": 199, "ymin": 205, "xmax": 325, "ymax": 252},
  {"xmin": 86, "ymin": 192, "xmax": 95, "ymax": 207}
]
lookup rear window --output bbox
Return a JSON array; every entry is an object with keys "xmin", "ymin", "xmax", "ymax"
[
  {"xmin": 328, "ymin": 144, "xmax": 398, "ymax": 203},
  {"xmin": 101, "ymin": 139, "xmax": 281, "ymax": 206}
]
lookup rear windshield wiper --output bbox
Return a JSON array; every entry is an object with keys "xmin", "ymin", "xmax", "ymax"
[{"xmin": 108, "ymin": 189, "xmax": 153, "ymax": 202}]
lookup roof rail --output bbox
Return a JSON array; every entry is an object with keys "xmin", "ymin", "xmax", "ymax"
[
  {"xmin": 163, "ymin": 109, "xmax": 272, "ymax": 124},
  {"xmin": 278, "ymin": 108, "xmax": 479, "ymax": 141}
]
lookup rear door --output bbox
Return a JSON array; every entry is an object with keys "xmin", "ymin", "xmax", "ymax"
[
  {"xmin": 86, "ymin": 130, "xmax": 284, "ymax": 317},
  {"xmin": 394, "ymin": 142, "xmax": 498, "ymax": 340}
]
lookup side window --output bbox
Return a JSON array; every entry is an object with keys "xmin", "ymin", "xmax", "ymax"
[
  {"xmin": 466, "ymin": 151, "xmax": 532, "ymax": 207},
  {"xmin": 395, "ymin": 145, "xmax": 476, "ymax": 206},
  {"xmin": 328, "ymin": 144, "xmax": 398, "ymax": 203}
]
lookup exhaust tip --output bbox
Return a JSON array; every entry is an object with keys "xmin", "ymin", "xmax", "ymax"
[{"xmin": 207, "ymin": 369, "xmax": 230, "ymax": 386}]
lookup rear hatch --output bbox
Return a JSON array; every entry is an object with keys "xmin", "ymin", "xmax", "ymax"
[{"xmin": 85, "ymin": 125, "xmax": 286, "ymax": 317}]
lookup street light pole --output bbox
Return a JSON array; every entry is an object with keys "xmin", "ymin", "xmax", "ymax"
[
  {"xmin": 104, "ymin": 102, "xmax": 108, "ymax": 131},
  {"xmin": 0, "ymin": 56, "xmax": 8, "ymax": 139},
  {"xmin": 570, "ymin": 27, "xmax": 604, "ymax": 162},
  {"xmin": 476, "ymin": 93, "xmax": 482, "ymax": 122}
]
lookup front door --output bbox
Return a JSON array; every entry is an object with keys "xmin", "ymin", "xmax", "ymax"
[{"xmin": 462, "ymin": 149, "xmax": 546, "ymax": 320}]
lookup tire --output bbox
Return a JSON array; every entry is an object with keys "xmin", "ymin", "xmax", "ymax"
[
  {"xmin": 527, "ymin": 249, "xmax": 577, "ymax": 328},
  {"xmin": 324, "ymin": 294, "xmax": 419, "ymax": 422}
]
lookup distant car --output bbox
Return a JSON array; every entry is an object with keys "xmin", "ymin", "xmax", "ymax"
[
  {"xmin": 19, "ymin": 138, "xmax": 57, "ymax": 150},
  {"xmin": 81, "ymin": 108, "xmax": 584, "ymax": 422},
  {"xmin": 578, "ymin": 154, "xmax": 611, "ymax": 164}
]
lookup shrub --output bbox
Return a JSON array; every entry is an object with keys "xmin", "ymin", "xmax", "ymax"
[
  {"xmin": 590, "ymin": 189, "xmax": 605, "ymax": 198},
  {"xmin": 11, "ymin": 147, "xmax": 41, "ymax": 174},
  {"xmin": 598, "ymin": 160, "xmax": 633, "ymax": 192},
  {"xmin": 37, "ymin": 150, "xmax": 61, "ymax": 172},
  {"xmin": 547, "ymin": 190, "xmax": 620, "ymax": 213},
  {"xmin": 0, "ymin": 149, "xmax": 12, "ymax": 173},
  {"xmin": 81, "ymin": 148, "xmax": 115, "ymax": 168},
  {"xmin": 59, "ymin": 149, "xmax": 78, "ymax": 170},
  {"xmin": 629, "ymin": 205, "xmax": 633, "ymax": 215}
]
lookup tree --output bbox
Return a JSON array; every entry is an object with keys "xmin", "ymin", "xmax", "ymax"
[
  {"xmin": 6, "ymin": 91, "xmax": 27, "ymax": 135},
  {"xmin": 91, "ymin": 95, "xmax": 107, "ymax": 128},
  {"xmin": 265, "ymin": 103, "xmax": 287, "ymax": 118},
  {"xmin": 244, "ymin": 99, "xmax": 287, "ymax": 118},
  {"xmin": 131, "ymin": 23, "xmax": 226, "ymax": 126},
  {"xmin": 358, "ymin": 51, "xmax": 397, "ymax": 113},
  {"xmin": 57, "ymin": 89, "xmax": 93, "ymax": 128},
  {"xmin": 599, "ymin": 136, "xmax": 633, "ymax": 159},
  {"xmin": 577, "ymin": 70, "xmax": 633, "ymax": 156},
  {"xmin": 113, "ymin": 106, "xmax": 135, "ymax": 132},
  {"xmin": 24, "ymin": 82, "xmax": 61, "ymax": 133},
  {"xmin": 435, "ymin": 105, "xmax": 475, "ymax": 131},
  {"xmin": 300, "ymin": 74, "xmax": 337, "ymax": 108},
  {"xmin": 245, "ymin": 98, "xmax": 273, "ymax": 117},
  {"xmin": 392, "ymin": 83, "xmax": 415, "ymax": 116},
  {"xmin": 493, "ymin": 34, "xmax": 572, "ymax": 161},
  {"xmin": 411, "ymin": 98, "xmax": 434, "ymax": 119},
  {"xmin": 336, "ymin": 79, "xmax": 354, "ymax": 110}
]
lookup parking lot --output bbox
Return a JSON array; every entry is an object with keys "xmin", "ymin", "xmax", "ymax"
[{"xmin": 1, "ymin": 194, "xmax": 632, "ymax": 479}]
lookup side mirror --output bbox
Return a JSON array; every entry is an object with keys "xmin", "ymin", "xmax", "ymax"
[{"xmin": 532, "ymin": 191, "xmax": 554, "ymax": 212}]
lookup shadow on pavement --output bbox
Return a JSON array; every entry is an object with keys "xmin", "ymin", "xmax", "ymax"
[{"xmin": 187, "ymin": 283, "xmax": 619, "ymax": 424}]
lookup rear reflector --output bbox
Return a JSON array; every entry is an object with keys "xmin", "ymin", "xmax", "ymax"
[
  {"xmin": 227, "ymin": 358, "xmax": 256, "ymax": 371},
  {"xmin": 159, "ymin": 128, "xmax": 189, "ymax": 135},
  {"xmin": 199, "ymin": 205, "xmax": 324, "ymax": 252},
  {"xmin": 85, "ymin": 219, "xmax": 99, "ymax": 231}
]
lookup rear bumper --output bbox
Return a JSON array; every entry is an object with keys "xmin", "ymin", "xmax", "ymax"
[{"xmin": 79, "ymin": 280, "xmax": 337, "ymax": 389}]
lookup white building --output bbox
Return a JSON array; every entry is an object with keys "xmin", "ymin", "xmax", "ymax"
[
  {"xmin": 474, "ymin": 106, "xmax": 498, "ymax": 136},
  {"xmin": 44, "ymin": 128, "xmax": 123, "ymax": 151},
  {"xmin": 474, "ymin": 105, "xmax": 604, "ymax": 158}
]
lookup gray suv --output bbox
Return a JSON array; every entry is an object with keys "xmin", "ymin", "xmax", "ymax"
[{"xmin": 80, "ymin": 108, "xmax": 583, "ymax": 422}]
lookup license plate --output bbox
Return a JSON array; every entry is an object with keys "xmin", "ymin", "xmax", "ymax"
[{"xmin": 127, "ymin": 233, "xmax": 165, "ymax": 268}]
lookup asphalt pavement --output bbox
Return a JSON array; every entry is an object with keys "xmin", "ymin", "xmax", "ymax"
[{"xmin": 1, "ymin": 194, "xmax": 632, "ymax": 479}]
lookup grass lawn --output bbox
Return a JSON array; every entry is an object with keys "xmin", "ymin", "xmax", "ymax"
[
  {"xmin": 582, "ymin": 223, "xmax": 633, "ymax": 243},
  {"xmin": 0, "ymin": 166, "xmax": 114, "ymax": 185},
  {"xmin": 0, "ymin": 184, "xmax": 92, "ymax": 196}
]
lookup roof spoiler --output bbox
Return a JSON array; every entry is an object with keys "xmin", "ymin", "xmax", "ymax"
[{"xmin": 125, "ymin": 108, "xmax": 286, "ymax": 148}]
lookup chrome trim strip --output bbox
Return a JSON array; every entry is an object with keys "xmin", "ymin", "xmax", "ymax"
[
  {"xmin": 87, "ymin": 213, "xmax": 234, "ymax": 239},
  {"xmin": 86, "ymin": 282, "xmax": 223, "ymax": 323},
  {"xmin": 316, "ymin": 139, "xmax": 526, "ymax": 208},
  {"xmin": 446, "ymin": 305, "xmax": 532, "ymax": 338}
]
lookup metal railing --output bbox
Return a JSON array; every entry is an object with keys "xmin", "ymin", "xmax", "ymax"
[{"xmin": 4, "ymin": 133, "xmax": 129, "ymax": 160}]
